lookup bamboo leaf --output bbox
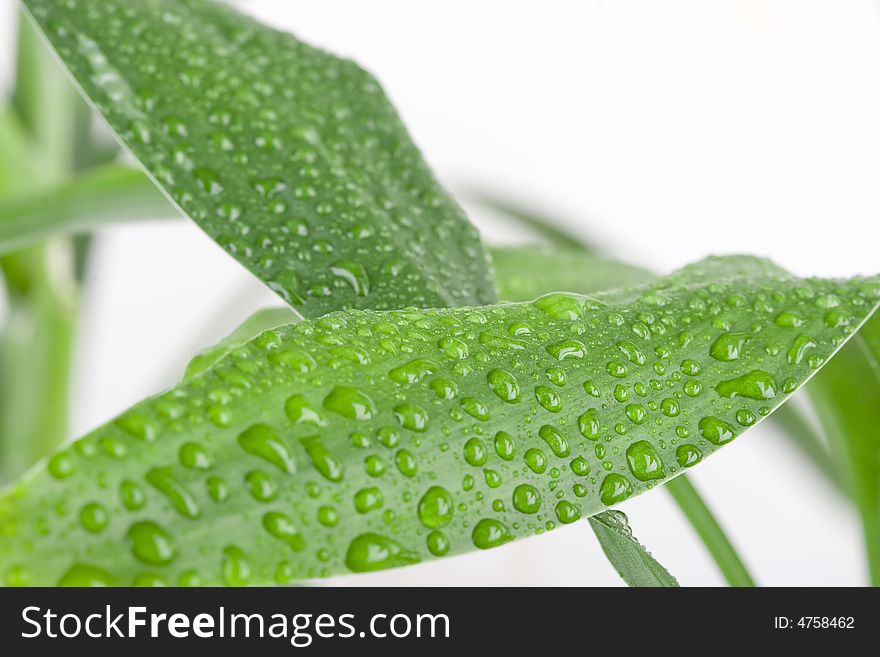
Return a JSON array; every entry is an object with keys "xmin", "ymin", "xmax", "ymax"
[
  {"xmin": 588, "ymin": 511, "xmax": 678, "ymax": 587},
  {"xmin": 20, "ymin": 0, "xmax": 497, "ymax": 317},
  {"xmin": 0, "ymin": 164, "xmax": 174, "ymax": 254},
  {"xmin": 0, "ymin": 256, "xmax": 875, "ymax": 585},
  {"xmin": 469, "ymin": 193, "xmax": 594, "ymax": 251},
  {"xmin": 491, "ymin": 245, "xmax": 653, "ymax": 301},
  {"xmin": 183, "ymin": 306, "xmax": 299, "ymax": 382},
  {"xmin": 491, "ymin": 246, "xmax": 753, "ymax": 586},
  {"xmin": 663, "ymin": 476, "xmax": 753, "ymax": 586},
  {"xmin": 807, "ymin": 315, "xmax": 880, "ymax": 584}
]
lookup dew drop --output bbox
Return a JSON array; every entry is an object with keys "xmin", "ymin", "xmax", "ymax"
[
  {"xmin": 48, "ymin": 451, "xmax": 76, "ymax": 479},
  {"xmin": 625, "ymin": 403, "xmax": 647, "ymax": 424},
  {"xmin": 222, "ymin": 546, "xmax": 252, "ymax": 586},
  {"xmin": 115, "ymin": 413, "xmax": 159, "ymax": 442},
  {"xmin": 617, "ymin": 340, "xmax": 647, "ymax": 365},
  {"xmin": 284, "ymin": 395, "xmax": 326, "ymax": 426},
  {"xmin": 715, "ymin": 370, "xmax": 777, "ymax": 401},
  {"xmin": 538, "ymin": 425, "xmax": 570, "ymax": 457},
  {"xmin": 555, "ymin": 500, "xmax": 581, "ymax": 524},
  {"xmin": 389, "ymin": 359, "xmax": 439, "ymax": 384},
  {"xmin": 535, "ymin": 386, "xmax": 562, "ymax": 412},
  {"xmin": 775, "ymin": 311, "xmax": 805, "ymax": 328},
  {"xmin": 570, "ymin": 456, "xmax": 591, "ymax": 476},
  {"xmin": 80, "ymin": 503, "xmax": 108, "ymax": 533},
  {"xmin": 471, "ymin": 518, "xmax": 513, "ymax": 549},
  {"xmin": 245, "ymin": 470, "xmax": 277, "ymax": 502},
  {"xmin": 532, "ymin": 293, "xmax": 584, "ymax": 320},
  {"xmin": 330, "ymin": 260, "xmax": 370, "ymax": 296},
  {"xmin": 625, "ymin": 440, "xmax": 666, "ymax": 481},
  {"xmin": 417, "ymin": 486, "xmax": 454, "ymax": 528},
  {"xmin": 302, "ymin": 437, "xmax": 344, "ymax": 482},
  {"xmin": 345, "ymin": 533, "xmax": 420, "ymax": 572},
  {"xmin": 698, "ymin": 416, "xmax": 736, "ymax": 445},
  {"xmin": 660, "ymin": 398, "xmax": 680, "ymax": 417},
  {"xmin": 524, "ymin": 448, "xmax": 547, "ymax": 474},
  {"xmin": 430, "ymin": 378, "xmax": 458, "ymax": 400},
  {"xmin": 395, "ymin": 449, "xmax": 418, "ymax": 477},
  {"xmin": 578, "ymin": 408, "xmax": 601, "ymax": 440},
  {"xmin": 208, "ymin": 476, "xmax": 230, "ymax": 503},
  {"xmin": 128, "ymin": 521, "xmax": 176, "ymax": 566},
  {"xmin": 710, "ymin": 332, "xmax": 750, "ymax": 362},
  {"xmin": 323, "ymin": 386, "xmax": 377, "ymax": 420},
  {"xmin": 426, "ymin": 531, "xmax": 450, "ymax": 556},
  {"xmin": 58, "ymin": 564, "xmax": 115, "ymax": 587},
  {"xmin": 179, "ymin": 442, "xmax": 212, "ymax": 470},
  {"xmin": 600, "ymin": 473, "xmax": 633, "ymax": 505},
  {"xmin": 464, "ymin": 437, "xmax": 488, "ymax": 466},
  {"xmin": 461, "ymin": 397, "xmax": 490, "ymax": 421},
  {"xmin": 494, "ymin": 431, "xmax": 516, "ymax": 460},
  {"xmin": 512, "ymin": 484, "xmax": 541, "ymax": 514},
  {"xmin": 438, "ymin": 337, "xmax": 469, "ymax": 359},
  {"xmin": 354, "ymin": 486, "xmax": 384, "ymax": 513},
  {"xmin": 145, "ymin": 467, "xmax": 201, "ymax": 518},
  {"xmin": 120, "ymin": 480, "xmax": 146, "ymax": 510},
  {"xmin": 676, "ymin": 444, "xmax": 702, "ymax": 467},
  {"xmin": 237, "ymin": 424, "xmax": 296, "ymax": 473},
  {"xmin": 318, "ymin": 506, "xmax": 339, "ymax": 527},
  {"xmin": 487, "ymin": 369, "xmax": 520, "ymax": 403},
  {"xmin": 546, "ymin": 339, "xmax": 587, "ymax": 361},
  {"xmin": 787, "ymin": 335, "xmax": 817, "ymax": 365},
  {"xmin": 262, "ymin": 512, "xmax": 305, "ymax": 551},
  {"xmin": 393, "ymin": 403, "xmax": 429, "ymax": 432}
]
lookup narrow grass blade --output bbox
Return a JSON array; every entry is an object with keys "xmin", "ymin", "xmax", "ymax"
[
  {"xmin": 664, "ymin": 476, "xmax": 754, "ymax": 586},
  {"xmin": 589, "ymin": 511, "xmax": 679, "ymax": 587},
  {"xmin": 807, "ymin": 315, "xmax": 880, "ymax": 584},
  {"xmin": 0, "ymin": 165, "xmax": 174, "ymax": 254}
]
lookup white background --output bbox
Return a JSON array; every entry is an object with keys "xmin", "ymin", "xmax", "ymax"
[{"xmin": 2, "ymin": 0, "xmax": 880, "ymax": 585}]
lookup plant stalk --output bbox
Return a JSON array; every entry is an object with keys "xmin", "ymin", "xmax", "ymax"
[
  {"xmin": 0, "ymin": 12, "xmax": 88, "ymax": 480},
  {"xmin": 665, "ymin": 475, "xmax": 756, "ymax": 587}
]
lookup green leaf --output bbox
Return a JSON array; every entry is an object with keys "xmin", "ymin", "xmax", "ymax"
[
  {"xmin": 21, "ymin": 0, "xmax": 497, "ymax": 317},
  {"xmin": 491, "ymin": 246, "xmax": 753, "ymax": 585},
  {"xmin": 491, "ymin": 245, "xmax": 653, "ymax": 301},
  {"xmin": 470, "ymin": 193, "xmax": 594, "ymax": 251},
  {"xmin": 770, "ymin": 401, "xmax": 845, "ymax": 496},
  {"xmin": 0, "ymin": 165, "xmax": 174, "ymax": 255},
  {"xmin": 807, "ymin": 314, "xmax": 880, "ymax": 584},
  {"xmin": 588, "ymin": 511, "xmax": 678, "ymax": 586},
  {"xmin": 0, "ymin": 256, "xmax": 875, "ymax": 585},
  {"xmin": 183, "ymin": 306, "xmax": 300, "ymax": 382},
  {"xmin": 491, "ymin": 246, "xmax": 755, "ymax": 585}
]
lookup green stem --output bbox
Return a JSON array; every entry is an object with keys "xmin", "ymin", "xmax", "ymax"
[
  {"xmin": 0, "ymin": 12, "xmax": 88, "ymax": 480},
  {"xmin": 665, "ymin": 475, "xmax": 756, "ymax": 587},
  {"xmin": 0, "ymin": 245, "xmax": 77, "ymax": 480},
  {"xmin": 772, "ymin": 402, "xmax": 847, "ymax": 497}
]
